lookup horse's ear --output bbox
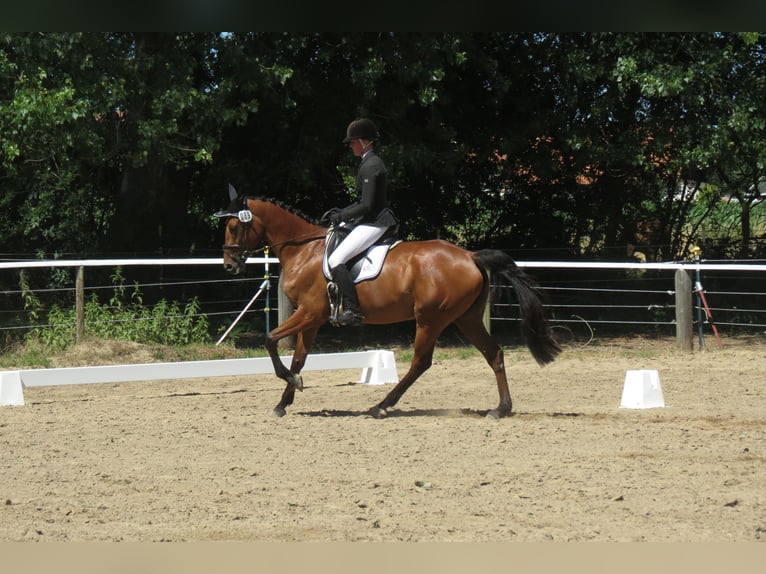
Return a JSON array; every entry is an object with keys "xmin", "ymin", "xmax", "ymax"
[
  {"xmin": 213, "ymin": 183, "xmax": 242, "ymax": 218},
  {"xmin": 219, "ymin": 183, "xmax": 246, "ymax": 214}
]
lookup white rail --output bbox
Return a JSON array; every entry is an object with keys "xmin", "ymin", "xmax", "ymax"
[{"xmin": 0, "ymin": 350, "xmax": 398, "ymax": 406}]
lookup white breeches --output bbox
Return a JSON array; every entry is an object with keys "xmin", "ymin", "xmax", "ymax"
[{"xmin": 327, "ymin": 224, "xmax": 388, "ymax": 269}]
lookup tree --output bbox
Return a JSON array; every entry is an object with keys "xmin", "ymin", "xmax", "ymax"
[
  {"xmin": 704, "ymin": 33, "xmax": 766, "ymax": 257},
  {"xmin": 3, "ymin": 32, "xmax": 766, "ymax": 266},
  {"xmin": 0, "ymin": 33, "xmax": 289, "ymax": 257}
]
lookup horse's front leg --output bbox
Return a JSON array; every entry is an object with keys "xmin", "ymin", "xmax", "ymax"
[
  {"xmin": 273, "ymin": 384, "xmax": 296, "ymax": 418},
  {"xmin": 267, "ymin": 318, "xmax": 319, "ymax": 417},
  {"xmin": 271, "ymin": 328, "xmax": 319, "ymax": 417},
  {"xmin": 264, "ymin": 338, "xmax": 303, "ymax": 393},
  {"xmin": 264, "ymin": 309, "xmax": 314, "ymax": 390}
]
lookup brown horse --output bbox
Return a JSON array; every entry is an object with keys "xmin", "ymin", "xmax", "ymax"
[{"xmin": 216, "ymin": 195, "xmax": 561, "ymax": 419}]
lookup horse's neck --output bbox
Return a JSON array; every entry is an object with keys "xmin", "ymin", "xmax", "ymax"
[{"xmin": 254, "ymin": 203, "xmax": 323, "ymax": 263}]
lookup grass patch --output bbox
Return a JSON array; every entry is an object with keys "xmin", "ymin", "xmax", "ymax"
[{"xmin": 0, "ymin": 339, "xmax": 270, "ymax": 370}]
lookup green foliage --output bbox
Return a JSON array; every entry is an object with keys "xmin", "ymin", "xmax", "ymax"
[
  {"xmin": 26, "ymin": 269, "xmax": 210, "ymax": 350},
  {"xmin": 18, "ymin": 270, "xmax": 42, "ymax": 323},
  {"xmin": 2, "ymin": 32, "xmax": 766, "ymax": 262},
  {"xmin": 0, "ymin": 338, "xmax": 53, "ymax": 369},
  {"xmin": 687, "ymin": 193, "xmax": 766, "ymax": 258}
]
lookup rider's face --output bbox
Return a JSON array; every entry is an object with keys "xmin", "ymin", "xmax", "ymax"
[{"xmin": 348, "ymin": 139, "xmax": 370, "ymax": 157}]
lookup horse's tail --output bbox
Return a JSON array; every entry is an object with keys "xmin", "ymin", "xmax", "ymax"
[{"xmin": 473, "ymin": 249, "xmax": 562, "ymax": 366}]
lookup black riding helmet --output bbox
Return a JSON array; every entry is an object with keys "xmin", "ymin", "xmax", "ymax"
[{"xmin": 342, "ymin": 118, "xmax": 379, "ymax": 144}]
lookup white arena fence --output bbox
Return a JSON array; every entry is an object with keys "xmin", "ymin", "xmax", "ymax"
[{"xmin": 3, "ymin": 257, "xmax": 766, "ymax": 341}]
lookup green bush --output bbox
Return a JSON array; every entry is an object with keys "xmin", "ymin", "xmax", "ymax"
[{"xmin": 26, "ymin": 269, "xmax": 210, "ymax": 350}]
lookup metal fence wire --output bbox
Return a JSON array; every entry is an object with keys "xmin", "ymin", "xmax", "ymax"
[{"xmin": 2, "ymin": 258, "xmax": 766, "ymax": 346}]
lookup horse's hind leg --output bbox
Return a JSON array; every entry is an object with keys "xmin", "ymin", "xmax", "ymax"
[
  {"xmin": 370, "ymin": 324, "xmax": 441, "ymax": 418},
  {"xmin": 454, "ymin": 314, "xmax": 512, "ymax": 419}
]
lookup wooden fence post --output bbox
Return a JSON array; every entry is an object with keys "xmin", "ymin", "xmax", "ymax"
[
  {"xmin": 483, "ymin": 270, "xmax": 491, "ymax": 334},
  {"xmin": 76, "ymin": 266, "xmax": 85, "ymax": 343},
  {"xmin": 675, "ymin": 268, "xmax": 693, "ymax": 352},
  {"xmin": 277, "ymin": 273, "xmax": 295, "ymax": 350}
]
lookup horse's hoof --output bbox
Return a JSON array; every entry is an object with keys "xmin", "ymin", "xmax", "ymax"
[
  {"xmin": 272, "ymin": 407, "xmax": 286, "ymax": 418},
  {"xmin": 288, "ymin": 374, "xmax": 304, "ymax": 392},
  {"xmin": 486, "ymin": 408, "xmax": 512, "ymax": 420},
  {"xmin": 369, "ymin": 406, "xmax": 388, "ymax": 419}
]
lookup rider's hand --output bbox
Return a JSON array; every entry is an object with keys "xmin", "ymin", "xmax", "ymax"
[{"xmin": 320, "ymin": 208, "xmax": 341, "ymax": 226}]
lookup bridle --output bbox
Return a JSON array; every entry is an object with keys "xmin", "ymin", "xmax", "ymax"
[
  {"xmin": 217, "ymin": 208, "xmax": 259, "ymax": 266},
  {"xmin": 222, "ymin": 241, "xmax": 257, "ymax": 266},
  {"xmin": 220, "ymin": 209, "xmax": 267, "ymax": 266}
]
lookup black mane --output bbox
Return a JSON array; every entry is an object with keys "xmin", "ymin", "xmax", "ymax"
[{"xmin": 248, "ymin": 196, "xmax": 319, "ymax": 225}]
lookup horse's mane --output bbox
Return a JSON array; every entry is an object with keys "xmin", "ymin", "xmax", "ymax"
[{"xmin": 247, "ymin": 196, "xmax": 319, "ymax": 225}]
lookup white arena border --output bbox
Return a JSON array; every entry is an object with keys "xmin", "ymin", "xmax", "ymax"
[
  {"xmin": 5, "ymin": 257, "xmax": 766, "ymax": 272},
  {"xmin": 0, "ymin": 350, "xmax": 398, "ymax": 406}
]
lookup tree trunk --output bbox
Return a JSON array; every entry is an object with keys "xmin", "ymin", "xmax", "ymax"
[{"xmin": 740, "ymin": 201, "xmax": 751, "ymax": 257}]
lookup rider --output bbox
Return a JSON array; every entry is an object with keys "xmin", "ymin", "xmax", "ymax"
[{"xmin": 321, "ymin": 118, "xmax": 399, "ymax": 326}]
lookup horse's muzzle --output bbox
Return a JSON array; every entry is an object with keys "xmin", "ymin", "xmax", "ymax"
[
  {"xmin": 223, "ymin": 258, "xmax": 245, "ymax": 275},
  {"xmin": 222, "ymin": 245, "xmax": 247, "ymax": 275}
]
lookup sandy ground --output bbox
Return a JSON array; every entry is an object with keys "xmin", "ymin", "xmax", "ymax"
[{"xmin": 1, "ymin": 335, "xmax": 765, "ymax": 542}]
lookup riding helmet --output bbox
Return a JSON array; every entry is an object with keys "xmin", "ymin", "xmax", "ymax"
[{"xmin": 343, "ymin": 118, "xmax": 379, "ymax": 143}]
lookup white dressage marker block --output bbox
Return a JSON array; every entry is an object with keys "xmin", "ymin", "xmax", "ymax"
[
  {"xmin": 0, "ymin": 371, "xmax": 24, "ymax": 406},
  {"xmin": 1, "ymin": 350, "xmax": 398, "ymax": 406},
  {"xmin": 359, "ymin": 350, "xmax": 398, "ymax": 385},
  {"xmin": 620, "ymin": 369, "xmax": 665, "ymax": 409}
]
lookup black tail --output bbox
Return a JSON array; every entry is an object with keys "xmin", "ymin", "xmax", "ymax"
[{"xmin": 473, "ymin": 249, "xmax": 562, "ymax": 366}]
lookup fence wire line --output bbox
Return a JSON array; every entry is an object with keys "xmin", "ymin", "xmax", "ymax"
[
  {"xmin": 3, "ymin": 259, "xmax": 766, "ymax": 335},
  {"xmin": 703, "ymin": 290, "xmax": 766, "ymax": 297},
  {"xmin": 0, "ymin": 275, "xmax": 266, "ymax": 296},
  {"xmin": 544, "ymin": 286, "xmax": 675, "ymax": 295},
  {"xmin": 704, "ymin": 306, "xmax": 766, "ymax": 314}
]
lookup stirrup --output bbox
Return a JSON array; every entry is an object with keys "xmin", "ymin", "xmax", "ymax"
[
  {"xmin": 327, "ymin": 281, "xmax": 341, "ymax": 326},
  {"xmin": 327, "ymin": 281, "xmax": 363, "ymax": 327}
]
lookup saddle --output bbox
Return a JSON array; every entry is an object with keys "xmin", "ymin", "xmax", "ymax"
[
  {"xmin": 322, "ymin": 225, "xmax": 400, "ymax": 325},
  {"xmin": 322, "ymin": 225, "xmax": 400, "ymax": 283}
]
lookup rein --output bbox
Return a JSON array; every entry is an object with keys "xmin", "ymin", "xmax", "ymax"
[
  {"xmin": 218, "ymin": 196, "xmax": 325, "ymax": 263},
  {"xmin": 223, "ymin": 229, "xmax": 327, "ymax": 262}
]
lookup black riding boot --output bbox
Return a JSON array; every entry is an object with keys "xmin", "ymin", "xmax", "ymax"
[{"xmin": 330, "ymin": 264, "xmax": 364, "ymax": 326}]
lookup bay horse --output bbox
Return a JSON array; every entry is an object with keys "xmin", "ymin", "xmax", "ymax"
[{"xmin": 216, "ymin": 195, "xmax": 561, "ymax": 419}]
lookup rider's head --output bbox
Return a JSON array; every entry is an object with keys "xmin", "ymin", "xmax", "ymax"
[
  {"xmin": 344, "ymin": 118, "xmax": 379, "ymax": 157},
  {"xmin": 343, "ymin": 118, "xmax": 379, "ymax": 144}
]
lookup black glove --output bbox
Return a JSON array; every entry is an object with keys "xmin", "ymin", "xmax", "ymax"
[{"xmin": 320, "ymin": 208, "xmax": 342, "ymax": 226}]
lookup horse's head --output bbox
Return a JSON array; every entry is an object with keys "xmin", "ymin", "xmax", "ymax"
[
  {"xmin": 213, "ymin": 185, "xmax": 264, "ymax": 275},
  {"xmin": 214, "ymin": 186, "xmax": 325, "ymax": 275}
]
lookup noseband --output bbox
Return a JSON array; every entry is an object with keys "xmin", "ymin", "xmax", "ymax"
[{"xmin": 222, "ymin": 243, "xmax": 253, "ymax": 266}]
